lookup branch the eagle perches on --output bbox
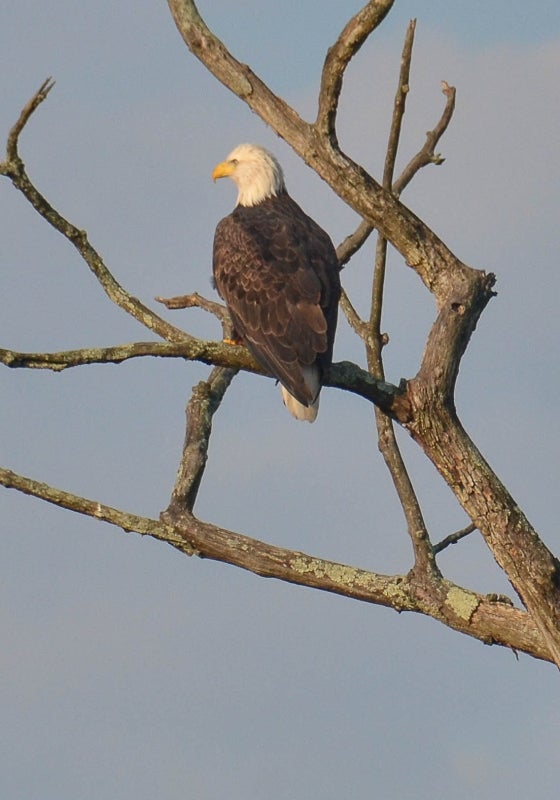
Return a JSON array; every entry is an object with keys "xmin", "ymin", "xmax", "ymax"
[{"xmin": 1, "ymin": 0, "xmax": 559, "ymax": 665}]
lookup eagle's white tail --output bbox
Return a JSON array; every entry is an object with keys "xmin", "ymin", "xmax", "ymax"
[{"xmin": 280, "ymin": 365, "xmax": 320, "ymax": 422}]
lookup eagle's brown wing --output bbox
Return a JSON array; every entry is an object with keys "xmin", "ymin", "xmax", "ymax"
[{"xmin": 212, "ymin": 193, "xmax": 340, "ymax": 406}]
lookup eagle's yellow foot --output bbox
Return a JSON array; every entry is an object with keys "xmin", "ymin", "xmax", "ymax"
[{"xmin": 223, "ymin": 336, "xmax": 243, "ymax": 346}]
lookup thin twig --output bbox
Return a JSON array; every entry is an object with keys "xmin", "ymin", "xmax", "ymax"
[
  {"xmin": 334, "ymin": 75, "xmax": 456, "ymax": 274},
  {"xmin": 155, "ymin": 291, "xmax": 233, "ymax": 338},
  {"xmin": 335, "ymin": 17, "xmax": 414, "ymax": 347},
  {"xmin": 364, "ymin": 21, "xmax": 438, "ymax": 577},
  {"xmin": 338, "ymin": 288, "xmax": 368, "ymax": 338},
  {"xmin": 370, "ymin": 18, "xmax": 416, "ymax": 333},
  {"xmin": 369, "ymin": 239, "xmax": 437, "ymax": 575},
  {"xmin": 383, "ymin": 20, "xmax": 416, "ymax": 188},
  {"xmin": 433, "ymin": 523, "xmax": 476, "ymax": 554},
  {"xmin": 336, "ymin": 219, "xmax": 375, "ymax": 268},
  {"xmin": 0, "ymin": 81, "xmax": 190, "ymax": 344},
  {"xmin": 5, "ymin": 77, "xmax": 55, "ymax": 160},
  {"xmin": 393, "ymin": 80, "xmax": 456, "ymax": 197},
  {"xmin": 156, "ymin": 292, "xmax": 226, "ymax": 318}
]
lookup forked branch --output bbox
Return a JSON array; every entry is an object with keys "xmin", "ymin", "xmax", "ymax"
[
  {"xmin": 163, "ymin": 2, "xmax": 560, "ymax": 663},
  {"xmin": 1, "ymin": 3, "xmax": 559, "ymax": 666}
]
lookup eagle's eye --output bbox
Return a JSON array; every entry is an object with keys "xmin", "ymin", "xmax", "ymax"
[{"xmin": 230, "ymin": 159, "xmax": 238, "ymax": 166}]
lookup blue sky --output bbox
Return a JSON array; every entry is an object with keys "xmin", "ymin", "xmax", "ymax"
[{"xmin": 1, "ymin": 3, "xmax": 559, "ymax": 799}]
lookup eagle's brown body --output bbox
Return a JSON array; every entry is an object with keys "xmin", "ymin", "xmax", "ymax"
[{"xmin": 212, "ymin": 144, "xmax": 340, "ymax": 421}]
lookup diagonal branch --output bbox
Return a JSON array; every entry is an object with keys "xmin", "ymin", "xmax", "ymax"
[
  {"xmin": 434, "ymin": 522, "xmax": 476, "ymax": 554},
  {"xmin": 156, "ymin": 292, "xmax": 228, "ymax": 321},
  {"xmin": 0, "ymin": 465, "xmax": 194, "ymax": 553},
  {"xmin": 167, "ymin": 2, "xmax": 473, "ymax": 296},
  {"xmin": 382, "ymin": 19, "xmax": 416, "ymax": 189},
  {"xmin": 316, "ymin": 0, "xmax": 395, "ymax": 143},
  {"xmin": 335, "ymin": 74, "xmax": 456, "ymax": 269},
  {"xmin": 393, "ymin": 80, "xmax": 456, "ymax": 197},
  {"xmin": 338, "ymin": 288, "xmax": 368, "ymax": 338},
  {"xmin": 166, "ymin": 0, "xmax": 311, "ymax": 151},
  {"xmin": 5, "ymin": 77, "xmax": 55, "ymax": 159},
  {"xmin": 0, "ymin": 463, "xmax": 551, "ymax": 662},
  {"xmin": 0, "ymin": 81, "xmax": 190, "ymax": 345},
  {"xmin": 166, "ymin": 366, "xmax": 237, "ymax": 514}
]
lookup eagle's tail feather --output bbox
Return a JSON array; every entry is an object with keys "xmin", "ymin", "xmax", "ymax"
[{"xmin": 280, "ymin": 365, "xmax": 320, "ymax": 422}]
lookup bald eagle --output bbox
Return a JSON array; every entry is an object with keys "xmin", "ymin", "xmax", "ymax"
[{"xmin": 212, "ymin": 143, "xmax": 340, "ymax": 422}]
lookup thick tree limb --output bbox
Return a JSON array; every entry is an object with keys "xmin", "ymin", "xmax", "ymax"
[
  {"xmin": 166, "ymin": 0, "xmax": 311, "ymax": 152},
  {"xmin": 0, "ymin": 464, "xmax": 551, "ymax": 662},
  {"xmin": 167, "ymin": 1, "xmax": 469, "ymax": 297},
  {"xmin": 404, "ymin": 402, "xmax": 560, "ymax": 666},
  {"xmin": 0, "ymin": 341, "xmax": 405, "ymax": 416}
]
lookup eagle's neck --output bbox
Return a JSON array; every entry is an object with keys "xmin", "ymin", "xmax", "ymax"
[{"xmin": 236, "ymin": 169, "xmax": 286, "ymax": 208}]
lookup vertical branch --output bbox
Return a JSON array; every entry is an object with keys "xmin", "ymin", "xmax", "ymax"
[{"xmin": 366, "ymin": 22, "xmax": 438, "ymax": 577}]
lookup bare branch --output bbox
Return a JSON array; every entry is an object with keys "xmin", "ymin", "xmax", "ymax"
[
  {"xmin": 335, "ymin": 56, "xmax": 456, "ymax": 270},
  {"xmin": 393, "ymin": 80, "xmax": 456, "ymax": 197},
  {"xmin": 167, "ymin": 0, "xmax": 311, "ymax": 151},
  {"xmin": 155, "ymin": 291, "xmax": 233, "ymax": 339},
  {"xmin": 166, "ymin": 366, "xmax": 237, "ymax": 514},
  {"xmin": 0, "ymin": 341, "xmax": 199, "ymax": 370},
  {"xmin": 0, "ymin": 465, "xmax": 193, "ymax": 554},
  {"xmin": 336, "ymin": 219, "xmax": 375, "ymax": 267},
  {"xmin": 316, "ymin": 0, "xmax": 395, "ymax": 142},
  {"xmin": 383, "ymin": 19, "xmax": 416, "ymax": 188},
  {"xmin": 360, "ymin": 22, "xmax": 437, "ymax": 577},
  {"xmin": 0, "ymin": 339, "xmax": 256, "ymax": 372},
  {"xmin": 369, "ymin": 18, "xmax": 417, "ymax": 334},
  {"xmin": 0, "ymin": 82, "xmax": 190, "ymax": 344},
  {"xmin": 156, "ymin": 292, "xmax": 226, "ymax": 319},
  {"xmin": 369, "ymin": 239, "xmax": 437, "ymax": 576},
  {"xmin": 433, "ymin": 523, "xmax": 476, "ymax": 554},
  {"xmin": 338, "ymin": 288, "xmax": 368, "ymax": 338},
  {"xmin": 5, "ymin": 77, "xmax": 55, "ymax": 160},
  {"xmin": 0, "ymin": 339, "xmax": 405, "ymax": 416},
  {"xmin": 0, "ymin": 463, "xmax": 551, "ymax": 661}
]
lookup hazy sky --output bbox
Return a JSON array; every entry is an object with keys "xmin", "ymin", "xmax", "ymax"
[{"xmin": 1, "ymin": 3, "xmax": 559, "ymax": 799}]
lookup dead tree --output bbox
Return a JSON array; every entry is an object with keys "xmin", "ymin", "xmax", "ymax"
[{"xmin": 1, "ymin": 0, "xmax": 559, "ymax": 665}]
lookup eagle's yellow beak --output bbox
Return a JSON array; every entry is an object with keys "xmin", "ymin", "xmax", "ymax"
[{"xmin": 212, "ymin": 160, "xmax": 235, "ymax": 182}]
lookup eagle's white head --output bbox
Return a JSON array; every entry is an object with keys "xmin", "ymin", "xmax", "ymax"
[{"xmin": 212, "ymin": 143, "xmax": 286, "ymax": 207}]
